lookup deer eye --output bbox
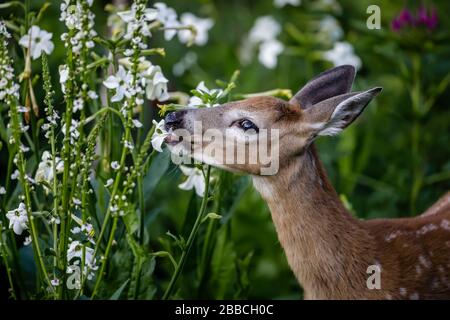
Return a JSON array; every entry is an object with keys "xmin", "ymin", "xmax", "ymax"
[{"xmin": 237, "ymin": 119, "xmax": 259, "ymax": 132}]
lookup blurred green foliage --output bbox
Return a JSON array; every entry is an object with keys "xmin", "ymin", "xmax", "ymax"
[{"xmin": 1, "ymin": 0, "xmax": 449, "ymax": 299}]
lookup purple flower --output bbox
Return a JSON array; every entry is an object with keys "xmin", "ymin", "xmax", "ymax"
[
  {"xmin": 426, "ymin": 8, "xmax": 439, "ymax": 30},
  {"xmin": 391, "ymin": 18, "xmax": 402, "ymax": 32},
  {"xmin": 398, "ymin": 8, "xmax": 414, "ymax": 25},
  {"xmin": 416, "ymin": 6, "xmax": 429, "ymax": 25},
  {"xmin": 391, "ymin": 5, "xmax": 439, "ymax": 32}
]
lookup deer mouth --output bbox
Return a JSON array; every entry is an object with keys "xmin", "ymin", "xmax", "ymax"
[{"xmin": 164, "ymin": 130, "xmax": 183, "ymax": 145}]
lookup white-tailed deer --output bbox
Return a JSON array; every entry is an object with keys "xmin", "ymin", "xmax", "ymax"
[{"xmin": 164, "ymin": 65, "xmax": 450, "ymax": 299}]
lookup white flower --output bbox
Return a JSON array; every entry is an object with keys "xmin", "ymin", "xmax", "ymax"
[
  {"xmin": 61, "ymin": 119, "xmax": 80, "ymax": 143},
  {"xmin": 323, "ymin": 41, "xmax": 362, "ymax": 70},
  {"xmin": 111, "ymin": 161, "xmax": 120, "ymax": 170},
  {"xmin": 154, "ymin": 2, "xmax": 180, "ymax": 41},
  {"xmin": 172, "ymin": 51, "xmax": 197, "ymax": 76},
  {"xmin": 0, "ymin": 21, "xmax": 11, "ymax": 38},
  {"xmin": 274, "ymin": 0, "xmax": 301, "ymax": 8},
  {"xmin": 103, "ymin": 66, "xmax": 133, "ymax": 102},
  {"xmin": 51, "ymin": 278, "xmax": 60, "ymax": 287},
  {"xmin": 144, "ymin": 65, "xmax": 169, "ymax": 101},
  {"xmin": 319, "ymin": 15, "xmax": 343, "ymax": 42},
  {"xmin": 246, "ymin": 16, "xmax": 284, "ymax": 68},
  {"xmin": 6, "ymin": 203, "xmax": 29, "ymax": 235},
  {"xmin": 0, "ymin": 186, "xmax": 6, "ymax": 195},
  {"xmin": 249, "ymin": 16, "xmax": 281, "ymax": 44},
  {"xmin": 118, "ymin": 7, "xmax": 158, "ymax": 24},
  {"xmin": 23, "ymin": 236, "xmax": 32, "ymax": 246},
  {"xmin": 49, "ymin": 216, "xmax": 61, "ymax": 225},
  {"xmin": 124, "ymin": 140, "xmax": 134, "ymax": 150},
  {"xmin": 59, "ymin": 65, "xmax": 69, "ymax": 93},
  {"xmin": 19, "ymin": 26, "xmax": 54, "ymax": 60},
  {"xmin": 132, "ymin": 119, "xmax": 143, "ymax": 128},
  {"xmin": 35, "ymin": 151, "xmax": 64, "ymax": 191},
  {"xmin": 151, "ymin": 119, "xmax": 168, "ymax": 152},
  {"xmin": 118, "ymin": 6, "xmax": 158, "ymax": 40},
  {"xmin": 178, "ymin": 13, "xmax": 214, "ymax": 46},
  {"xmin": 187, "ymin": 96, "xmax": 204, "ymax": 108},
  {"xmin": 178, "ymin": 165, "xmax": 205, "ymax": 197},
  {"xmin": 258, "ymin": 39, "xmax": 284, "ymax": 69},
  {"xmin": 188, "ymin": 81, "xmax": 223, "ymax": 108},
  {"xmin": 71, "ymin": 226, "xmax": 81, "ymax": 234},
  {"xmin": 88, "ymin": 91, "xmax": 98, "ymax": 100},
  {"xmin": 72, "ymin": 198, "xmax": 81, "ymax": 206},
  {"xmin": 11, "ymin": 170, "xmax": 20, "ymax": 180},
  {"xmin": 196, "ymin": 81, "xmax": 223, "ymax": 98},
  {"xmin": 105, "ymin": 178, "xmax": 114, "ymax": 188},
  {"xmin": 67, "ymin": 240, "xmax": 96, "ymax": 268},
  {"xmin": 73, "ymin": 97, "xmax": 84, "ymax": 112}
]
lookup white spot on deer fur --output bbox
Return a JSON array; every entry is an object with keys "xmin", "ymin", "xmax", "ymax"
[
  {"xmin": 415, "ymin": 265, "xmax": 422, "ymax": 275},
  {"xmin": 385, "ymin": 294, "xmax": 392, "ymax": 300},
  {"xmin": 419, "ymin": 255, "xmax": 432, "ymax": 269},
  {"xmin": 409, "ymin": 293, "xmax": 419, "ymax": 300},
  {"xmin": 416, "ymin": 223, "xmax": 438, "ymax": 236},
  {"xmin": 399, "ymin": 287, "xmax": 407, "ymax": 296},
  {"xmin": 385, "ymin": 230, "xmax": 404, "ymax": 242},
  {"xmin": 441, "ymin": 219, "xmax": 450, "ymax": 231}
]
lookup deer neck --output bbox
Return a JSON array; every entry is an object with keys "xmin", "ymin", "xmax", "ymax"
[{"xmin": 252, "ymin": 144, "xmax": 376, "ymax": 299}]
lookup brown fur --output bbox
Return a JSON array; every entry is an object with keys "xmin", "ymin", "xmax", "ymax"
[{"xmin": 254, "ymin": 145, "xmax": 450, "ymax": 299}]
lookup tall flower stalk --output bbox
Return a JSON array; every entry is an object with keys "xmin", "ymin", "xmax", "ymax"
[{"xmin": 0, "ymin": 21, "xmax": 53, "ymax": 294}]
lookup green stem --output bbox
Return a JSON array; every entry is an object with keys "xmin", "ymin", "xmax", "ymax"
[
  {"xmin": 91, "ymin": 216, "xmax": 118, "ymax": 298},
  {"xmin": 58, "ymin": 30, "xmax": 76, "ymax": 300},
  {"xmin": 0, "ymin": 227, "xmax": 16, "ymax": 299},
  {"xmin": 162, "ymin": 166, "xmax": 211, "ymax": 300}
]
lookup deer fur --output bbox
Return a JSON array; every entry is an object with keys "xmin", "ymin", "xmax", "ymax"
[{"xmin": 164, "ymin": 65, "xmax": 450, "ymax": 299}]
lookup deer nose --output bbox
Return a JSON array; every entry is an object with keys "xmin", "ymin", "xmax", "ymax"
[{"xmin": 164, "ymin": 110, "xmax": 186, "ymax": 130}]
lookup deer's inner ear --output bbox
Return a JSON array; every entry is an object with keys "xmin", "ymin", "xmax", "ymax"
[
  {"xmin": 305, "ymin": 88, "xmax": 382, "ymax": 137},
  {"xmin": 290, "ymin": 65, "xmax": 356, "ymax": 109}
]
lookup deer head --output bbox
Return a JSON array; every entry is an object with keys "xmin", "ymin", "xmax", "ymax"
[{"xmin": 164, "ymin": 65, "xmax": 381, "ymax": 175}]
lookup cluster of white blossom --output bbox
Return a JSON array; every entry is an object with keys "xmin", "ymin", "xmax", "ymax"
[
  {"xmin": 1, "ymin": 22, "xmax": 34, "ymax": 236},
  {"xmin": 187, "ymin": 81, "xmax": 224, "ymax": 108},
  {"xmin": 59, "ymin": 0, "xmax": 98, "ymax": 117},
  {"xmin": 242, "ymin": 16, "xmax": 284, "ymax": 69},
  {"xmin": 0, "ymin": 22, "xmax": 20, "ymax": 106},
  {"xmin": 240, "ymin": 0, "xmax": 361, "ymax": 70},
  {"xmin": 66, "ymin": 240, "xmax": 98, "ymax": 283},
  {"xmin": 6, "ymin": 203, "xmax": 29, "ymax": 235},
  {"xmin": 322, "ymin": 41, "xmax": 362, "ymax": 70},
  {"xmin": 34, "ymin": 151, "xmax": 64, "ymax": 193},
  {"xmin": 103, "ymin": 0, "xmax": 172, "ymax": 143},
  {"xmin": 60, "ymin": 0, "xmax": 97, "ymax": 54}
]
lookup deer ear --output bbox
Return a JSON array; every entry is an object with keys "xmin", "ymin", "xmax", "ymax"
[
  {"xmin": 290, "ymin": 65, "xmax": 356, "ymax": 109},
  {"xmin": 305, "ymin": 87, "xmax": 382, "ymax": 136}
]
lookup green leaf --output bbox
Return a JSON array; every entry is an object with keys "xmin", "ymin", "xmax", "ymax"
[
  {"xmin": 0, "ymin": 1, "xmax": 25, "ymax": 10},
  {"xmin": 110, "ymin": 279, "xmax": 130, "ymax": 300},
  {"xmin": 122, "ymin": 205, "xmax": 139, "ymax": 235},
  {"xmin": 143, "ymin": 149, "xmax": 170, "ymax": 207},
  {"xmin": 208, "ymin": 225, "xmax": 237, "ymax": 299}
]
